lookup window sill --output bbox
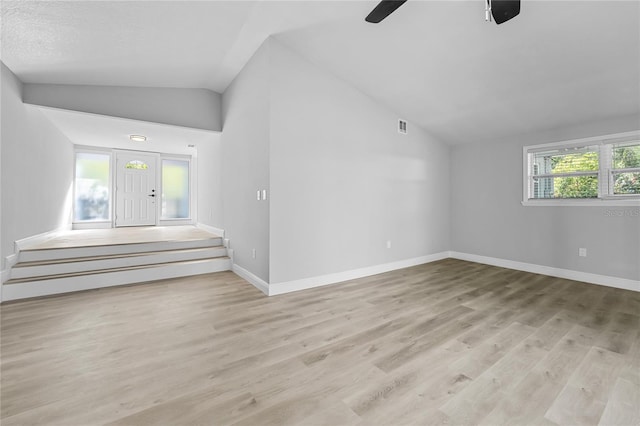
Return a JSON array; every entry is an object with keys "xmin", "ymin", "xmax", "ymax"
[{"xmin": 522, "ymin": 199, "xmax": 640, "ymax": 207}]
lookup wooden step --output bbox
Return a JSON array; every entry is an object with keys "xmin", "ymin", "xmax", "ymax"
[
  {"xmin": 5, "ymin": 256, "xmax": 229, "ymax": 284},
  {"xmin": 18, "ymin": 238, "xmax": 223, "ymax": 263},
  {"xmin": 10, "ymin": 247, "xmax": 227, "ymax": 280},
  {"xmin": 2, "ymin": 257, "xmax": 231, "ymax": 301}
]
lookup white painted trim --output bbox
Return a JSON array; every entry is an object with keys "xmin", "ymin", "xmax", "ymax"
[
  {"xmin": 5, "ymin": 253, "xmax": 18, "ymax": 269},
  {"xmin": 14, "ymin": 224, "xmax": 72, "ymax": 252},
  {"xmin": 2, "ymin": 255, "xmax": 16, "ymax": 284},
  {"xmin": 232, "ymin": 263, "xmax": 269, "ymax": 295},
  {"xmin": 158, "ymin": 154, "xmax": 194, "ymax": 223},
  {"xmin": 521, "ymin": 200, "xmax": 640, "ymax": 207},
  {"xmin": 196, "ymin": 223, "xmax": 224, "ymax": 238},
  {"xmin": 449, "ymin": 251, "xmax": 640, "ymax": 292},
  {"xmin": 1, "ymin": 269, "xmax": 9, "ymax": 286},
  {"xmin": 268, "ymin": 252, "xmax": 450, "ymax": 296},
  {"xmin": 74, "ymin": 147, "xmax": 114, "ymax": 225}
]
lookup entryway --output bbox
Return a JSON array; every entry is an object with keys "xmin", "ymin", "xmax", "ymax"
[{"xmin": 74, "ymin": 148, "xmax": 193, "ymax": 229}]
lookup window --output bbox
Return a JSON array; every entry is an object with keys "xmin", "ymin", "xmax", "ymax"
[
  {"xmin": 524, "ymin": 132, "xmax": 640, "ymax": 205},
  {"xmin": 74, "ymin": 152, "xmax": 111, "ymax": 221},
  {"xmin": 161, "ymin": 159, "xmax": 190, "ymax": 219},
  {"xmin": 529, "ymin": 145, "xmax": 599, "ymax": 199},
  {"xmin": 611, "ymin": 142, "xmax": 640, "ymax": 195},
  {"xmin": 125, "ymin": 160, "xmax": 148, "ymax": 170}
]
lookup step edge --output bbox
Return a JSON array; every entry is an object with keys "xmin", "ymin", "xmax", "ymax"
[
  {"xmin": 4, "ymin": 257, "xmax": 231, "ymax": 284},
  {"xmin": 20, "ymin": 237, "xmax": 223, "ymax": 252},
  {"xmin": 1, "ymin": 262, "xmax": 231, "ymax": 302},
  {"xmin": 14, "ymin": 246, "xmax": 226, "ymax": 267}
]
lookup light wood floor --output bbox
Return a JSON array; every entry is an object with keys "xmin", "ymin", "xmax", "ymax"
[
  {"xmin": 1, "ymin": 259, "xmax": 639, "ymax": 425},
  {"xmin": 25, "ymin": 226, "xmax": 220, "ymax": 250}
]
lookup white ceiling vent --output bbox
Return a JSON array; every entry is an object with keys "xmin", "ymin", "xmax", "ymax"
[{"xmin": 398, "ymin": 119, "xmax": 408, "ymax": 135}]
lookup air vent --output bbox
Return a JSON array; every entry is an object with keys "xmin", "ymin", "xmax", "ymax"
[{"xmin": 398, "ymin": 119, "xmax": 407, "ymax": 135}]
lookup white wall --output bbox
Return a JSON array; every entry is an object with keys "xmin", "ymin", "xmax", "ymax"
[
  {"xmin": 1, "ymin": 63, "xmax": 74, "ymax": 269},
  {"xmin": 451, "ymin": 114, "xmax": 640, "ymax": 281},
  {"xmin": 24, "ymin": 83, "xmax": 222, "ymax": 131},
  {"xmin": 196, "ymin": 133, "xmax": 224, "ymax": 229},
  {"xmin": 267, "ymin": 39, "xmax": 451, "ymax": 284},
  {"xmin": 221, "ymin": 41, "xmax": 271, "ymax": 282},
  {"xmin": 0, "ymin": 67, "xmax": 3, "ymax": 275}
]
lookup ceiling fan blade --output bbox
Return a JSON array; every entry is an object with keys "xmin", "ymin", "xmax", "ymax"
[
  {"xmin": 365, "ymin": 0, "xmax": 408, "ymax": 24},
  {"xmin": 491, "ymin": 0, "xmax": 520, "ymax": 24}
]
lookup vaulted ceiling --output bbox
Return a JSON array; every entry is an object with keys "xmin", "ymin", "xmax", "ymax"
[{"xmin": 2, "ymin": 1, "xmax": 639, "ymax": 145}]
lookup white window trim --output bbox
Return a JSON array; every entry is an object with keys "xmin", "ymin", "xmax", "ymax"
[
  {"xmin": 522, "ymin": 130, "xmax": 640, "ymax": 207},
  {"xmin": 159, "ymin": 154, "xmax": 194, "ymax": 223},
  {"xmin": 73, "ymin": 146, "xmax": 114, "ymax": 224}
]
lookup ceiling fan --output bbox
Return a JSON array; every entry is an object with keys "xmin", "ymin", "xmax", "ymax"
[{"xmin": 365, "ymin": 0, "xmax": 521, "ymax": 25}]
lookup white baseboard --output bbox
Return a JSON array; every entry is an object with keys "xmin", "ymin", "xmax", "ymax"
[
  {"xmin": 449, "ymin": 251, "xmax": 640, "ymax": 292},
  {"xmin": 14, "ymin": 224, "xmax": 72, "ymax": 252},
  {"xmin": 268, "ymin": 252, "xmax": 450, "ymax": 296},
  {"xmin": 197, "ymin": 223, "xmax": 224, "ymax": 238},
  {"xmin": 232, "ymin": 263, "xmax": 269, "ymax": 295}
]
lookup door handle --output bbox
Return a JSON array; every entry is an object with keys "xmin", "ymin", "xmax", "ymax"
[{"xmin": 148, "ymin": 194, "xmax": 155, "ymax": 197}]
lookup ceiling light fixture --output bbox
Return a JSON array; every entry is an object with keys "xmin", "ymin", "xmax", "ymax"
[{"xmin": 129, "ymin": 134, "xmax": 147, "ymax": 142}]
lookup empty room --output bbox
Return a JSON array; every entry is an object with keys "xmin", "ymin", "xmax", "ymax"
[{"xmin": 1, "ymin": 1, "xmax": 639, "ymax": 425}]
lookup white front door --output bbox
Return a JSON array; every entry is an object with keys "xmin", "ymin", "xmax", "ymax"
[{"xmin": 115, "ymin": 151, "xmax": 158, "ymax": 227}]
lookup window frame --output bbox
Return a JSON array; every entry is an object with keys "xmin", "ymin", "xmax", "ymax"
[
  {"xmin": 159, "ymin": 154, "xmax": 193, "ymax": 223},
  {"xmin": 73, "ymin": 147, "xmax": 114, "ymax": 226},
  {"xmin": 607, "ymin": 140, "xmax": 640, "ymax": 197},
  {"xmin": 522, "ymin": 131, "xmax": 640, "ymax": 206}
]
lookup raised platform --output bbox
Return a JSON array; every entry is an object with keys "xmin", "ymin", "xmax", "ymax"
[
  {"xmin": 23, "ymin": 225, "xmax": 220, "ymax": 250},
  {"xmin": 2, "ymin": 226, "xmax": 230, "ymax": 302}
]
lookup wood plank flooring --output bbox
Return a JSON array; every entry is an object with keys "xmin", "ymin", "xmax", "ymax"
[{"xmin": 1, "ymin": 259, "xmax": 639, "ymax": 425}]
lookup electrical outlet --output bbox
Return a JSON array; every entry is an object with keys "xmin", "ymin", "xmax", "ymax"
[
  {"xmin": 386, "ymin": 240, "xmax": 392, "ymax": 249},
  {"xmin": 252, "ymin": 248, "xmax": 256, "ymax": 259},
  {"xmin": 579, "ymin": 248, "xmax": 587, "ymax": 257}
]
